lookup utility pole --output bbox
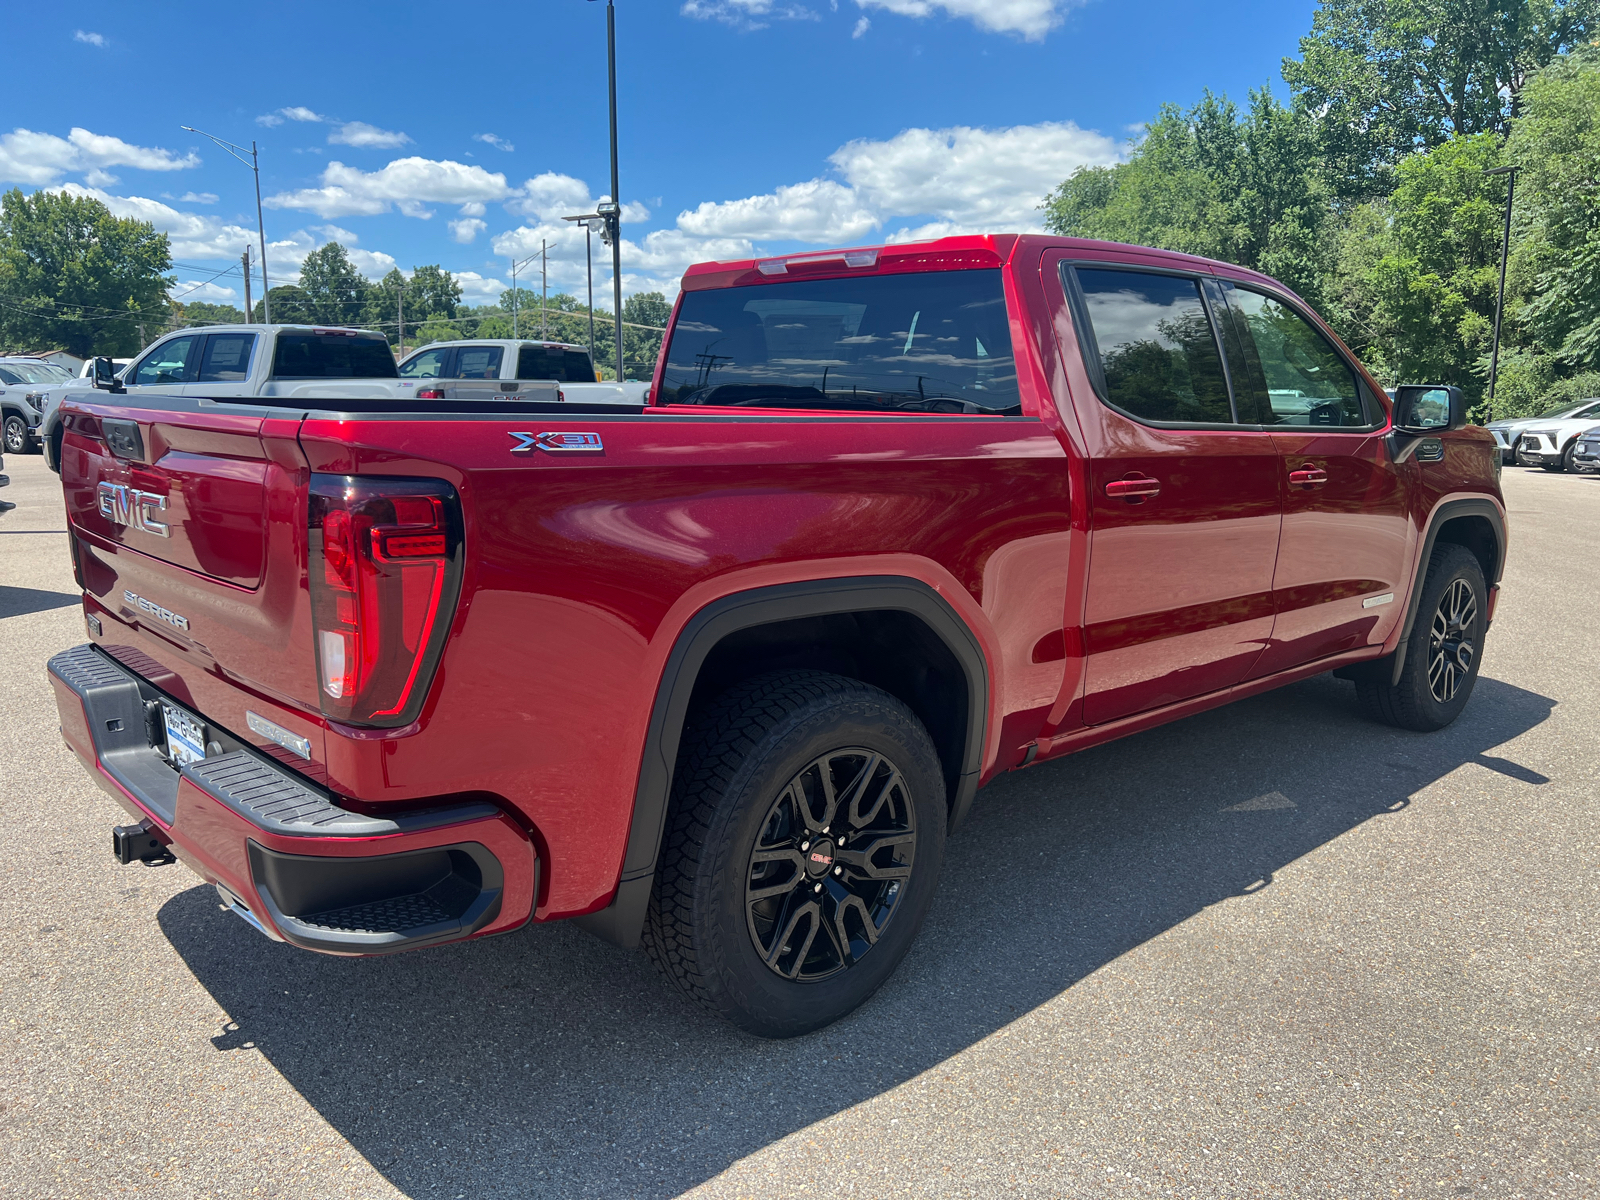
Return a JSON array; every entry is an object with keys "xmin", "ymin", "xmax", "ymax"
[
  {"xmin": 397, "ymin": 281, "xmax": 405, "ymax": 359},
  {"xmin": 181, "ymin": 127, "xmax": 271, "ymax": 323},
  {"xmin": 541, "ymin": 238, "xmax": 548, "ymax": 339},
  {"xmin": 604, "ymin": 0, "xmax": 624, "ymax": 381},
  {"xmin": 241, "ymin": 246, "xmax": 253, "ymax": 323},
  {"xmin": 1484, "ymin": 164, "xmax": 1518, "ymax": 422},
  {"xmin": 563, "ymin": 212, "xmax": 602, "ymax": 370},
  {"xmin": 509, "ymin": 252, "xmax": 537, "ymax": 340}
]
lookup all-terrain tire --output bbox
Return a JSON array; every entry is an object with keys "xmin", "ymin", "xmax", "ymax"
[
  {"xmin": 1355, "ymin": 543, "xmax": 1487, "ymax": 732},
  {"xmin": 3, "ymin": 414, "xmax": 31, "ymax": 455},
  {"xmin": 643, "ymin": 670, "xmax": 947, "ymax": 1038}
]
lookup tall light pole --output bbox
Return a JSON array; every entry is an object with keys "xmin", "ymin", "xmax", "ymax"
[
  {"xmin": 562, "ymin": 212, "xmax": 603, "ymax": 369},
  {"xmin": 182, "ymin": 126, "xmax": 271, "ymax": 323},
  {"xmin": 508, "ymin": 251, "xmax": 539, "ymax": 339},
  {"xmin": 590, "ymin": 0, "xmax": 624, "ymax": 381},
  {"xmin": 1484, "ymin": 164, "xmax": 1518, "ymax": 422}
]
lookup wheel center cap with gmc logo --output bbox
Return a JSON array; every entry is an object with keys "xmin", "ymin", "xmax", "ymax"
[{"xmin": 806, "ymin": 839, "xmax": 836, "ymax": 877}]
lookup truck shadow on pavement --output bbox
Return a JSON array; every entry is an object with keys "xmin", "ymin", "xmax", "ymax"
[
  {"xmin": 158, "ymin": 671, "xmax": 1553, "ymax": 1200},
  {"xmin": 0, "ymin": 585, "xmax": 80, "ymax": 619}
]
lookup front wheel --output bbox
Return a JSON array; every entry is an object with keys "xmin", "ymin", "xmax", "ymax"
[
  {"xmin": 2, "ymin": 414, "xmax": 30, "ymax": 455},
  {"xmin": 1355, "ymin": 544, "xmax": 1487, "ymax": 731},
  {"xmin": 644, "ymin": 670, "xmax": 947, "ymax": 1038}
]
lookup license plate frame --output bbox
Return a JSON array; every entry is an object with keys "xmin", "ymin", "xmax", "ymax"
[{"xmin": 162, "ymin": 703, "xmax": 207, "ymax": 768}]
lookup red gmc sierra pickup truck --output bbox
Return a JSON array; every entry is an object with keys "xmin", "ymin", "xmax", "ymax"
[{"xmin": 48, "ymin": 234, "xmax": 1505, "ymax": 1037}]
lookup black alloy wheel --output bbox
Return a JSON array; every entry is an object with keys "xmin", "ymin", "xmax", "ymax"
[
  {"xmin": 1427, "ymin": 577, "xmax": 1478, "ymax": 704},
  {"xmin": 1355, "ymin": 543, "xmax": 1487, "ymax": 731},
  {"xmin": 3, "ymin": 414, "xmax": 28, "ymax": 455},
  {"xmin": 645, "ymin": 670, "xmax": 947, "ymax": 1038},
  {"xmin": 745, "ymin": 748, "xmax": 916, "ymax": 982}
]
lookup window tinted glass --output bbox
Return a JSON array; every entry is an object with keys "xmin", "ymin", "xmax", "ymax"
[
  {"xmin": 399, "ymin": 348, "xmax": 451, "ymax": 378},
  {"xmin": 272, "ymin": 334, "xmax": 398, "ymax": 379},
  {"xmin": 0, "ymin": 362, "xmax": 64, "ymax": 384},
  {"xmin": 1227, "ymin": 288, "xmax": 1364, "ymax": 427},
  {"xmin": 133, "ymin": 336, "xmax": 200, "ymax": 387},
  {"xmin": 454, "ymin": 346, "xmax": 503, "ymax": 379},
  {"xmin": 515, "ymin": 345, "xmax": 595, "ymax": 382},
  {"xmin": 0, "ymin": 368, "xmax": 17, "ymax": 384},
  {"xmin": 1075, "ymin": 268, "xmax": 1231, "ymax": 424},
  {"xmin": 197, "ymin": 333, "xmax": 256, "ymax": 382},
  {"xmin": 659, "ymin": 269, "xmax": 1019, "ymax": 413}
]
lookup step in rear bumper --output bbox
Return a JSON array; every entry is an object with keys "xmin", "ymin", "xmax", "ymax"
[{"xmin": 48, "ymin": 644, "xmax": 538, "ymax": 955}]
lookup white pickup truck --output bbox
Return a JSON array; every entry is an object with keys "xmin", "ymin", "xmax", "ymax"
[
  {"xmin": 38, "ymin": 324, "xmax": 402, "ymax": 469},
  {"xmin": 396, "ymin": 338, "xmax": 648, "ymax": 405}
]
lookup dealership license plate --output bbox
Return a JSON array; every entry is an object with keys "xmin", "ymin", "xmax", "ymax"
[{"xmin": 163, "ymin": 704, "xmax": 206, "ymax": 767}]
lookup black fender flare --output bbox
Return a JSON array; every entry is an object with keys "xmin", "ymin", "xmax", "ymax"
[
  {"xmin": 1389, "ymin": 497, "xmax": 1506, "ymax": 685},
  {"xmin": 574, "ymin": 575, "xmax": 990, "ymax": 949}
]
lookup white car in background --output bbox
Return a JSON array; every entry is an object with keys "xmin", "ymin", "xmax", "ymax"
[
  {"xmin": 1514, "ymin": 410, "xmax": 1600, "ymax": 472},
  {"xmin": 1486, "ymin": 398, "xmax": 1600, "ymax": 464},
  {"xmin": 0, "ymin": 357, "xmax": 75, "ymax": 453},
  {"xmin": 396, "ymin": 338, "xmax": 649, "ymax": 405}
]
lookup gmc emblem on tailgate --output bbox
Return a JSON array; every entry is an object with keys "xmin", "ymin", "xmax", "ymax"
[
  {"xmin": 97, "ymin": 482, "xmax": 170, "ymax": 538},
  {"xmin": 509, "ymin": 431, "xmax": 605, "ymax": 454}
]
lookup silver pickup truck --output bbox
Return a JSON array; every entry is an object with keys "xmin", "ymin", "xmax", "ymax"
[{"xmin": 395, "ymin": 338, "xmax": 649, "ymax": 405}]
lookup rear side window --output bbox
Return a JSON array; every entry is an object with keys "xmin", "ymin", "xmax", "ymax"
[
  {"xmin": 1223, "ymin": 287, "xmax": 1366, "ymax": 427},
  {"xmin": 658, "ymin": 268, "xmax": 1019, "ymax": 413},
  {"xmin": 273, "ymin": 334, "xmax": 399, "ymax": 379},
  {"xmin": 1074, "ymin": 268, "xmax": 1232, "ymax": 425},
  {"xmin": 197, "ymin": 333, "xmax": 256, "ymax": 382},
  {"xmin": 454, "ymin": 346, "xmax": 503, "ymax": 379},
  {"xmin": 516, "ymin": 345, "xmax": 595, "ymax": 383}
]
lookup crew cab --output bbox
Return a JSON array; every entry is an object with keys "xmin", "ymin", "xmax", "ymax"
[
  {"xmin": 396, "ymin": 338, "xmax": 648, "ymax": 405},
  {"xmin": 36, "ymin": 325, "xmax": 399, "ymax": 469},
  {"xmin": 46, "ymin": 235, "xmax": 1506, "ymax": 1037}
]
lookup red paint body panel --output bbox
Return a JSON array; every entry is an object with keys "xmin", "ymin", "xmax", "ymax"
[{"xmin": 50, "ymin": 233, "xmax": 1506, "ymax": 954}]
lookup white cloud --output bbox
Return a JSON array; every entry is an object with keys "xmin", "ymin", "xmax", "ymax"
[
  {"xmin": 50, "ymin": 184, "xmax": 258, "ymax": 261},
  {"xmin": 174, "ymin": 280, "xmax": 239, "ymax": 304},
  {"xmin": 329, "ymin": 121, "xmax": 412, "ymax": 149},
  {"xmin": 505, "ymin": 173, "xmax": 649, "ymax": 224},
  {"xmin": 473, "ymin": 133, "xmax": 515, "ymax": 152},
  {"xmin": 454, "ymin": 271, "xmax": 507, "ymax": 305},
  {"xmin": 265, "ymin": 157, "xmax": 513, "ymax": 218},
  {"xmin": 459, "ymin": 200, "xmax": 486, "ymax": 218},
  {"xmin": 448, "ymin": 217, "xmax": 487, "ymax": 243},
  {"xmin": 0, "ymin": 127, "xmax": 200, "ymax": 185},
  {"xmin": 346, "ymin": 248, "xmax": 398, "ymax": 279},
  {"xmin": 74, "ymin": 30, "xmax": 107, "ymax": 47},
  {"xmin": 681, "ymin": 0, "xmax": 820, "ymax": 28},
  {"xmin": 678, "ymin": 178, "xmax": 877, "ymax": 242},
  {"xmin": 282, "ymin": 106, "xmax": 326, "ymax": 123},
  {"xmin": 313, "ymin": 224, "xmax": 359, "ymax": 243},
  {"xmin": 179, "ymin": 191, "xmax": 218, "ymax": 204},
  {"xmin": 671, "ymin": 120, "xmax": 1119, "ymax": 246},
  {"xmin": 853, "ymin": 15, "xmax": 870, "ymax": 35},
  {"xmin": 85, "ymin": 169, "xmax": 119, "ymax": 187},
  {"xmin": 855, "ymin": 0, "xmax": 1075, "ymax": 39}
]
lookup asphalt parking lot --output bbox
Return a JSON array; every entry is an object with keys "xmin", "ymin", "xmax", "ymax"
[{"xmin": 2, "ymin": 452, "xmax": 1595, "ymax": 1200}]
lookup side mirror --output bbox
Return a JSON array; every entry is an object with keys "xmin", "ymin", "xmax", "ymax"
[
  {"xmin": 91, "ymin": 356, "xmax": 125, "ymax": 394},
  {"xmin": 1393, "ymin": 384, "xmax": 1464, "ymax": 433}
]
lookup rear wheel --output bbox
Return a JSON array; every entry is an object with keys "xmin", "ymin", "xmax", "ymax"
[
  {"xmin": 644, "ymin": 670, "xmax": 947, "ymax": 1038},
  {"xmin": 3, "ymin": 414, "xmax": 30, "ymax": 455},
  {"xmin": 1355, "ymin": 544, "xmax": 1487, "ymax": 731}
]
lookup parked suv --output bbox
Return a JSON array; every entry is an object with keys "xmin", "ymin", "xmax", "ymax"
[
  {"xmin": 46, "ymin": 235, "xmax": 1505, "ymax": 1036},
  {"xmin": 0, "ymin": 356, "xmax": 72, "ymax": 453}
]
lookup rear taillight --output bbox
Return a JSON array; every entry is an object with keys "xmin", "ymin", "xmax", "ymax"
[
  {"xmin": 417, "ymin": 388, "xmax": 446, "ymax": 399},
  {"xmin": 308, "ymin": 475, "xmax": 463, "ymax": 727}
]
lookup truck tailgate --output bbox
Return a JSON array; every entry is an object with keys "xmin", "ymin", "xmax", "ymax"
[{"xmin": 59, "ymin": 395, "xmax": 326, "ymax": 769}]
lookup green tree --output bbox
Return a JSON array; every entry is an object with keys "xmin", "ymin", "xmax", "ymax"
[
  {"xmin": 407, "ymin": 264, "xmax": 461, "ymax": 320},
  {"xmin": 413, "ymin": 320, "xmax": 463, "ymax": 345},
  {"xmin": 252, "ymin": 284, "xmax": 315, "ymax": 325},
  {"xmin": 181, "ymin": 300, "xmax": 245, "ymax": 326},
  {"xmin": 1042, "ymin": 90, "xmax": 1335, "ymax": 305},
  {"xmin": 1328, "ymin": 131, "xmax": 1509, "ymax": 397},
  {"xmin": 1508, "ymin": 49, "xmax": 1600, "ymax": 374},
  {"xmin": 1282, "ymin": 0, "xmax": 1599, "ymax": 200},
  {"xmin": 0, "ymin": 187, "xmax": 173, "ymax": 356},
  {"xmin": 297, "ymin": 242, "xmax": 371, "ymax": 327}
]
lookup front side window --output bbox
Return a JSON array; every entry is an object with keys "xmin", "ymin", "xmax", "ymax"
[
  {"xmin": 399, "ymin": 348, "xmax": 452, "ymax": 378},
  {"xmin": 1074, "ymin": 268, "xmax": 1232, "ymax": 424},
  {"xmin": 454, "ymin": 346, "xmax": 503, "ymax": 379},
  {"xmin": 1225, "ymin": 288, "xmax": 1365, "ymax": 427},
  {"xmin": 658, "ymin": 268, "xmax": 1020, "ymax": 413},
  {"xmin": 197, "ymin": 333, "xmax": 256, "ymax": 382},
  {"xmin": 273, "ymin": 334, "xmax": 399, "ymax": 380},
  {"xmin": 133, "ymin": 336, "xmax": 200, "ymax": 387}
]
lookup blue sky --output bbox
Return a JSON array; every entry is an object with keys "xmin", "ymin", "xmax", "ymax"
[{"xmin": 2, "ymin": 0, "xmax": 1317, "ymax": 310}]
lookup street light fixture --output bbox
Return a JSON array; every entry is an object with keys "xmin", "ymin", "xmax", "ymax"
[
  {"xmin": 1484, "ymin": 164, "xmax": 1519, "ymax": 421},
  {"xmin": 181, "ymin": 126, "xmax": 271, "ymax": 324}
]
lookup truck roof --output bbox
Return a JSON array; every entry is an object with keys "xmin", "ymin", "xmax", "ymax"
[
  {"xmin": 401, "ymin": 339, "xmax": 588, "ymax": 355},
  {"xmin": 172, "ymin": 324, "xmax": 390, "ymax": 338}
]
